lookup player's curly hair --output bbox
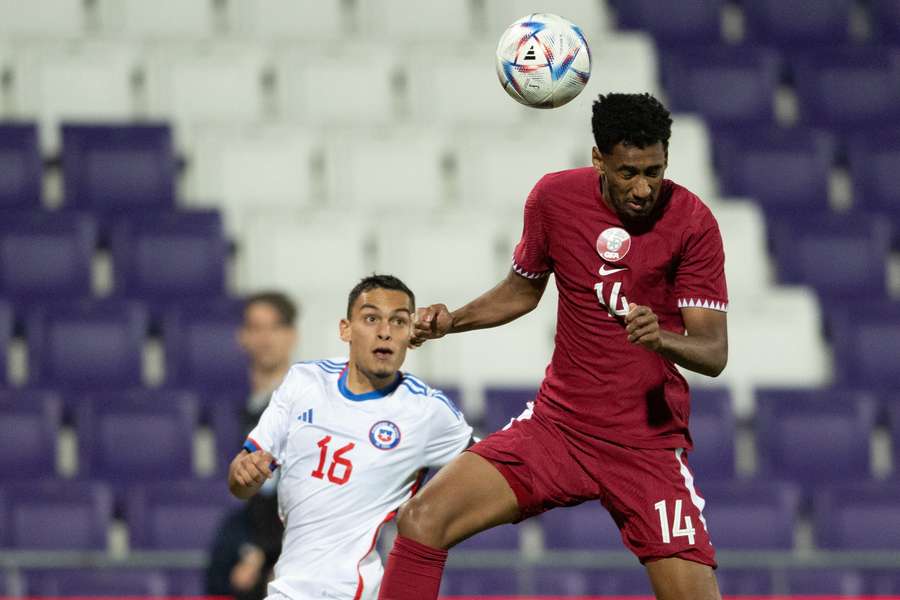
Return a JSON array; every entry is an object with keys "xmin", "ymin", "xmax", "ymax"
[
  {"xmin": 347, "ymin": 274, "xmax": 416, "ymax": 318},
  {"xmin": 591, "ymin": 93, "xmax": 673, "ymax": 154}
]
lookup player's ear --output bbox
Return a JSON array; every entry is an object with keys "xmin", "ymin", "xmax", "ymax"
[
  {"xmin": 591, "ymin": 146, "xmax": 605, "ymax": 177},
  {"xmin": 339, "ymin": 318, "xmax": 351, "ymax": 343}
]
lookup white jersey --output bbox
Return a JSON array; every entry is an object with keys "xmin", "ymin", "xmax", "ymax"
[{"xmin": 244, "ymin": 358, "xmax": 473, "ymax": 600}]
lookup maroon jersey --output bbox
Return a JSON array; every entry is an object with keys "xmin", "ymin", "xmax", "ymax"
[{"xmin": 513, "ymin": 167, "xmax": 728, "ymax": 449}]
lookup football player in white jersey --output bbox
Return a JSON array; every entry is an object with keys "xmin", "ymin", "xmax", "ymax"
[{"xmin": 229, "ymin": 274, "xmax": 475, "ymax": 600}]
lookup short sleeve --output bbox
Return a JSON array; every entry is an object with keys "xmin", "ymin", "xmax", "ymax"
[
  {"xmin": 423, "ymin": 391, "xmax": 473, "ymax": 467},
  {"xmin": 675, "ymin": 211, "xmax": 729, "ymax": 312},
  {"xmin": 243, "ymin": 370, "xmax": 296, "ymax": 463},
  {"xmin": 512, "ymin": 181, "xmax": 552, "ymax": 278}
]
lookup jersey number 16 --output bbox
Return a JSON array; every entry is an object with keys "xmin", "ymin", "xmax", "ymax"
[{"xmin": 311, "ymin": 435, "xmax": 355, "ymax": 485}]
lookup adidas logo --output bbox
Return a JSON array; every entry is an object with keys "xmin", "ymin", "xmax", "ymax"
[{"xmin": 297, "ymin": 408, "xmax": 313, "ymax": 424}]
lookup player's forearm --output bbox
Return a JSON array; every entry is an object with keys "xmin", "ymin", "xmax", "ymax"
[
  {"xmin": 449, "ymin": 271, "xmax": 546, "ymax": 333},
  {"xmin": 657, "ymin": 329, "xmax": 727, "ymax": 377}
]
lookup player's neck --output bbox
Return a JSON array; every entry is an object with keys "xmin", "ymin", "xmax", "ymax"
[{"xmin": 344, "ymin": 363, "xmax": 397, "ymax": 395}]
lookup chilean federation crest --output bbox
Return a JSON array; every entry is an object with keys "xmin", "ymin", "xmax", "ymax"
[
  {"xmin": 369, "ymin": 420, "xmax": 402, "ymax": 450},
  {"xmin": 596, "ymin": 227, "xmax": 631, "ymax": 262}
]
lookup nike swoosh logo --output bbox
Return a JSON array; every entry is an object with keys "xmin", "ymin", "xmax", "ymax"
[{"xmin": 599, "ymin": 265, "xmax": 628, "ymax": 276}]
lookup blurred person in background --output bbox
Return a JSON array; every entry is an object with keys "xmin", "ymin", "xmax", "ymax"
[{"xmin": 239, "ymin": 291, "xmax": 299, "ymax": 432}]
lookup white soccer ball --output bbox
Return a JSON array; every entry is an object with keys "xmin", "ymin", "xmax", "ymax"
[{"xmin": 495, "ymin": 13, "xmax": 591, "ymax": 109}]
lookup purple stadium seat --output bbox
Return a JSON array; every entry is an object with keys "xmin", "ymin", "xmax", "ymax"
[
  {"xmin": 75, "ymin": 389, "xmax": 199, "ymax": 485},
  {"xmin": 61, "ymin": 124, "xmax": 175, "ymax": 218},
  {"xmin": 25, "ymin": 568, "xmax": 170, "ymax": 597},
  {"xmin": 741, "ymin": 0, "xmax": 854, "ymax": 48},
  {"xmin": 163, "ymin": 302, "xmax": 249, "ymax": 390},
  {"xmin": 814, "ymin": 483, "xmax": 900, "ymax": 549},
  {"xmin": 848, "ymin": 128, "xmax": 900, "ymax": 233},
  {"xmin": 612, "ymin": 0, "xmax": 724, "ymax": 43},
  {"xmin": 868, "ymin": 570, "xmax": 900, "ymax": 594},
  {"xmin": 126, "ymin": 480, "xmax": 240, "ymax": 550},
  {"xmin": 483, "ymin": 387, "xmax": 536, "ymax": 433},
  {"xmin": 0, "ymin": 211, "xmax": 96, "ymax": 303},
  {"xmin": 663, "ymin": 46, "xmax": 780, "ymax": 125},
  {"xmin": 0, "ymin": 123, "xmax": 41, "ymax": 209},
  {"xmin": 871, "ymin": 0, "xmax": 900, "ymax": 42},
  {"xmin": 793, "ymin": 47, "xmax": 900, "ymax": 132},
  {"xmin": 687, "ymin": 387, "xmax": 735, "ymax": 481},
  {"xmin": 755, "ymin": 388, "xmax": 877, "ymax": 486},
  {"xmin": 829, "ymin": 303, "xmax": 900, "ymax": 389},
  {"xmin": 110, "ymin": 211, "xmax": 228, "ymax": 311},
  {"xmin": 769, "ymin": 214, "xmax": 892, "ymax": 298},
  {"xmin": 700, "ymin": 480, "xmax": 801, "ymax": 549},
  {"xmin": 532, "ymin": 568, "xmax": 653, "ymax": 596},
  {"xmin": 716, "ymin": 126, "xmax": 836, "ymax": 216},
  {"xmin": 167, "ymin": 569, "xmax": 206, "ymax": 596},
  {"xmin": 540, "ymin": 501, "xmax": 624, "ymax": 550},
  {"xmin": 715, "ymin": 569, "xmax": 774, "ymax": 595},
  {"xmin": 26, "ymin": 301, "xmax": 147, "ymax": 390},
  {"xmin": 0, "ymin": 300, "xmax": 9, "ymax": 386},
  {"xmin": 0, "ymin": 390, "xmax": 62, "ymax": 480},
  {"xmin": 440, "ymin": 568, "xmax": 520, "ymax": 596},
  {"xmin": 785, "ymin": 569, "xmax": 864, "ymax": 595},
  {"xmin": 1, "ymin": 480, "xmax": 113, "ymax": 549},
  {"xmin": 0, "ymin": 489, "xmax": 6, "ymax": 547},
  {"xmin": 454, "ymin": 523, "xmax": 520, "ymax": 551},
  {"xmin": 209, "ymin": 399, "xmax": 243, "ymax": 472}
]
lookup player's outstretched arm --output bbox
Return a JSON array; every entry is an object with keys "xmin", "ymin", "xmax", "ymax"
[
  {"xmin": 625, "ymin": 304, "xmax": 728, "ymax": 377},
  {"xmin": 228, "ymin": 449, "xmax": 276, "ymax": 500},
  {"xmin": 411, "ymin": 269, "xmax": 548, "ymax": 347}
]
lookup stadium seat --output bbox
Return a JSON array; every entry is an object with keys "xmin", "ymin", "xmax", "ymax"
[
  {"xmin": 10, "ymin": 43, "xmax": 138, "ymax": 152},
  {"xmin": 885, "ymin": 398, "xmax": 900, "ymax": 469},
  {"xmin": 0, "ymin": 211, "xmax": 96, "ymax": 304},
  {"xmin": 540, "ymin": 501, "xmax": 625, "ymax": 550},
  {"xmin": 485, "ymin": 0, "xmax": 612, "ymax": 40},
  {"xmin": 665, "ymin": 114, "xmax": 718, "ymax": 204},
  {"xmin": 663, "ymin": 45, "xmax": 780, "ymax": 126},
  {"xmin": 24, "ymin": 568, "xmax": 170, "ymax": 597},
  {"xmin": 61, "ymin": 124, "xmax": 176, "ymax": 222},
  {"xmin": 686, "ymin": 387, "xmax": 735, "ymax": 481},
  {"xmin": 711, "ymin": 200, "xmax": 772, "ymax": 298},
  {"xmin": 770, "ymin": 213, "xmax": 891, "ymax": 299},
  {"xmin": 741, "ymin": 0, "xmax": 854, "ymax": 48},
  {"xmin": 360, "ymin": 0, "xmax": 477, "ymax": 42},
  {"xmin": 229, "ymin": 0, "xmax": 346, "ymax": 40},
  {"xmin": 814, "ymin": 483, "xmax": 900, "ymax": 549},
  {"xmin": 715, "ymin": 126, "xmax": 836, "ymax": 217},
  {"xmin": 110, "ymin": 211, "xmax": 228, "ymax": 312},
  {"xmin": 848, "ymin": 128, "xmax": 900, "ymax": 236},
  {"xmin": 440, "ymin": 568, "xmax": 521, "ymax": 596},
  {"xmin": 97, "ymin": 0, "xmax": 217, "ymax": 39},
  {"xmin": 75, "ymin": 390, "xmax": 200, "ymax": 486},
  {"xmin": 26, "ymin": 301, "xmax": 147, "ymax": 390},
  {"xmin": 483, "ymin": 387, "xmax": 537, "ymax": 434},
  {"xmin": 785, "ymin": 569, "xmax": 864, "ymax": 595},
  {"xmin": 166, "ymin": 569, "xmax": 206, "ymax": 596},
  {"xmin": 699, "ymin": 480, "xmax": 801, "ymax": 549},
  {"xmin": 0, "ymin": 480, "xmax": 113, "ymax": 550},
  {"xmin": 532, "ymin": 568, "xmax": 654, "ymax": 596},
  {"xmin": 869, "ymin": 570, "xmax": 900, "ymax": 595},
  {"xmin": 0, "ymin": 123, "xmax": 42, "ymax": 210},
  {"xmin": 871, "ymin": 0, "xmax": 900, "ymax": 43},
  {"xmin": 126, "ymin": 480, "xmax": 240, "ymax": 550},
  {"xmin": 830, "ymin": 303, "xmax": 900, "ymax": 390},
  {"xmin": 0, "ymin": 0, "xmax": 85, "ymax": 38},
  {"xmin": 714, "ymin": 570, "xmax": 775, "ymax": 595},
  {"xmin": 755, "ymin": 389, "xmax": 878, "ymax": 486},
  {"xmin": 793, "ymin": 47, "xmax": 900, "ymax": 132},
  {"xmin": 0, "ymin": 300, "xmax": 9, "ymax": 386},
  {"xmin": 0, "ymin": 390, "xmax": 62, "ymax": 480},
  {"xmin": 162, "ymin": 302, "xmax": 248, "ymax": 391},
  {"xmin": 611, "ymin": 0, "xmax": 724, "ymax": 43}
]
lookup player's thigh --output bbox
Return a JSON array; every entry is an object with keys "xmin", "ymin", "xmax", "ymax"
[
  {"xmin": 645, "ymin": 557, "xmax": 721, "ymax": 600},
  {"xmin": 397, "ymin": 451, "xmax": 520, "ymax": 549}
]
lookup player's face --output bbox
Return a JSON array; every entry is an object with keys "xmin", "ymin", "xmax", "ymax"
[
  {"xmin": 340, "ymin": 288, "xmax": 413, "ymax": 381},
  {"xmin": 239, "ymin": 302, "xmax": 297, "ymax": 371},
  {"xmin": 593, "ymin": 142, "xmax": 667, "ymax": 222}
]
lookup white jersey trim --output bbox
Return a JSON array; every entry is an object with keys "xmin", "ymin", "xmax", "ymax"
[
  {"xmin": 675, "ymin": 448, "xmax": 709, "ymax": 534},
  {"xmin": 512, "ymin": 257, "xmax": 551, "ymax": 279},
  {"xmin": 677, "ymin": 297, "xmax": 728, "ymax": 312}
]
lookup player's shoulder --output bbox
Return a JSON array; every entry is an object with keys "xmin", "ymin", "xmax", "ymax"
[
  {"xmin": 664, "ymin": 179, "xmax": 718, "ymax": 229},
  {"xmin": 534, "ymin": 166, "xmax": 596, "ymax": 197},
  {"xmin": 398, "ymin": 372, "xmax": 464, "ymax": 420},
  {"xmin": 292, "ymin": 357, "xmax": 348, "ymax": 382}
]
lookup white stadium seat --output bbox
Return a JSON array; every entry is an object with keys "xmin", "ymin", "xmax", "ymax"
[
  {"xmin": 666, "ymin": 114, "xmax": 718, "ymax": 203},
  {"xmin": 229, "ymin": 0, "xmax": 346, "ymax": 41},
  {"xmin": 360, "ymin": 0, "xmax": 478, "ymax": 42},
  {"xmin": 0, "ymin": 0, "xmax": 86, "ymax": 38},
  {"xmin": 711, "ymin": 200, "xmax": 773, "ymax": 298},
  {"xmin": 97, "ymin": 0, "xmax": 218, "ymax": 40}
]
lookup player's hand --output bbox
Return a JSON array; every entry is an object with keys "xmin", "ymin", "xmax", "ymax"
[
  {"xmin": 233, "ymin": 449, "xmax": 276, "ymax": 488},
  {"xmin": 625, "ymin": 303, "xmax": 662, "ymax": 351},
  {"xmin": 410, "ymin": 304, "xmax": 453, "ymax": 348}
]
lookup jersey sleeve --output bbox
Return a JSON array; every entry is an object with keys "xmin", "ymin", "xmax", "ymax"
[
  {"xmin": 243, "ymin": 368, "xmax": 297, "ymax": 463},
  {"xmin": 512, "ymin": 180, "xmax": 552, "ymax": 278},
  {"xmin": 675, "ymin": 210, "xmax": 729, "ymax": 312},
  {"xmin": 423, "ymin": 391, "xmax": 473, "ymax": 467}
]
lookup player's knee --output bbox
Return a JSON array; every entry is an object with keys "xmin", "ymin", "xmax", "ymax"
[{"xmin": 396, "ymin": 495, "xmax": 451, "ymax": 549}]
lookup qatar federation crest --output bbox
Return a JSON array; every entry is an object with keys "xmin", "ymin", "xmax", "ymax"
[
  {"xmin": 596, "ymin": 227, "xmax": 632, "ymax": 262},
  {"xmin": 369, "ymin": 420, "xmax": 401, "ymax": 450}
]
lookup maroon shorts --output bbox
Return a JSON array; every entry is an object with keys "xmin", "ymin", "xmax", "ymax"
[{"xmin": 467, "ymin": 406, "xmax": 717, "ymax": 568}]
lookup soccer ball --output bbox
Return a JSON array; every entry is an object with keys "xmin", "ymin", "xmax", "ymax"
[{"xmin": 495, "ymin": 13, "xmax": 591, "ymax": 108}]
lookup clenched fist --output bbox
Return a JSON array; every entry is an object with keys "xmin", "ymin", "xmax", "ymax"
[{"xmin": 410, "ymin": 304, "xmax": 454, "ymax": 348}]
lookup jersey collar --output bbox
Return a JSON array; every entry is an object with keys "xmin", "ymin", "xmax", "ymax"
[{"xmin": 337, "ymin": 367, "xmax": 403, "ymax": 401}]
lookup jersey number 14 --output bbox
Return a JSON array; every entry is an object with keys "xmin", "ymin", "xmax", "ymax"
[{"xmin": 311, "ymin": 436, "xmax": 355, "ymax": 485}]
